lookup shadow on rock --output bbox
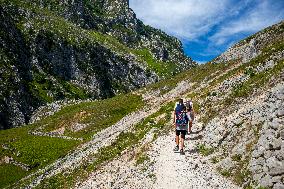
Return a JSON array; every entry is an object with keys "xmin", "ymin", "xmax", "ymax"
[
  {"xmin": 185, "ymin": 148, "xmax": 198, "ymax": 154},
  {"xmin": 186, "ymin": 135, "xmax": 203, "ymax": 141}
]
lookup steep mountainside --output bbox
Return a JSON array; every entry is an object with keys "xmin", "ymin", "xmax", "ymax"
[
  {"xmin": 0, "ymin": 11, "xmax": 283, "ymax": 189},
  {"xmin": 0, "ymin": 0, "xmax": 194, "ymax": 130}
]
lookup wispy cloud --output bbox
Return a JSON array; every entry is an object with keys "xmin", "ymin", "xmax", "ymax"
[
  {"xmin": 130, "ymin": 0, "xmax": 231, "ymax": 40},
  {"xmin": 129, "ymin": 0, "xmax": 284, "ymax": 62},
  {"xmin": 210, "ymin": 0, "xmax": 284, "ymax": 45},
  {"xmin": 195, "ymin": 60, "xmax": 207, "ymax": 64}
]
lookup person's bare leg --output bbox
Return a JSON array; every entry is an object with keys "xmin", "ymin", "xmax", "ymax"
[
  {"xmin": 180, "ymin": 134, "xmax": 185, "ymax": 155},
  {"xmin": 180, "ymin": 135, "xmax": 184, "ymax": 150},
  {"xmin": 173, "ymin": 134, "xmax": 180, "ymax": 151},
  {"xmin": 176, "ymin": 135, "xmax": 179, "ymax": 146}
]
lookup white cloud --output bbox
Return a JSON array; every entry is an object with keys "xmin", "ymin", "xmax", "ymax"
[
  {"xmin": 130, "ymin": 0, "xmax": 232, "ymax": 40},
  {"xmin": 130, "ymin": 0, "xmax": 283, "ymax": 41},
  {"xmin": 130, "ymin": 0, "xmax": 284, "ymax": 61},
  {"xmin": 196, "ymin": 60, "xmax": 207, "ymax": 64},
  {"xmin": 210, "ymin": 0, "xmax": 284, "ymax": 45}
]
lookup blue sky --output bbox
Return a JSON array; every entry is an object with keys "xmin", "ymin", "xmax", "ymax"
[{"xmin": 129, "ymin": 0, "xmax": 284, "ymax": 63}]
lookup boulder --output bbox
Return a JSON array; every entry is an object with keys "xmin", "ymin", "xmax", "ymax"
[
  {"xmin": 273, "ymin": 183, "xmax": 284, "ymax": 189},
  {"xmin": 259, "ymin": 174, "xmax": 273, "ymax": 188},
  {"xmin": 217, "ymin": 157, "xmax": 235, "ymax": 170}
]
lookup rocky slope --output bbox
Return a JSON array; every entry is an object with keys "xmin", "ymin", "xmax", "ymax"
[
  {"xmin": 0, "ymin": 0, "xmax": 194, "ymax": 130},
  {"xmin": 198, "ymin": 21, "xmax": 284, "ymax": 189}
]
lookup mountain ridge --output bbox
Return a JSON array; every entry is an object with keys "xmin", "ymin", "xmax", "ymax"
[{"xmin": 0, "ymin": 0, "xmax": 194, "ymax": 130}]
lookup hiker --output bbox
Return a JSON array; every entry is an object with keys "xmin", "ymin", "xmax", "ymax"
[
  {"xmin": 173, "ymin": 99, "xmax": 190, "ymax": 155},
  {"xmin": 184, "ymin": 99, "xmax": 195, "ymax": 134}
]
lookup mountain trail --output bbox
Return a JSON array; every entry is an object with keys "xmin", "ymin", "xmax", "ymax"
[
  {"xmin": 151, "ymin": 125, "xmax": 240, "ymax": 189},
  {"xmin": 23, "ymin": 80, "xmax": 194, "ymax": 188},
  {"xmin": 77, "ymin": 121, "xmax": 240, "ymax": 189},
  {"xmin": 24, "ymin": 74, "xmax": 240, "ymax": 188}
]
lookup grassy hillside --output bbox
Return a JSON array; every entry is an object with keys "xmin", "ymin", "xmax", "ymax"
[{"xmin": 0, "ymin": 94, "xmax": 143, "ymax": 188}]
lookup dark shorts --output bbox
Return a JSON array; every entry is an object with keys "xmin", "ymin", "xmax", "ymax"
[{"xmin": 176, "ymin": 130, "xmax": 186, "ymax": 139}]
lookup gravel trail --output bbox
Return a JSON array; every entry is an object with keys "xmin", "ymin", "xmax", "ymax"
[
  {"xmin": 25, "ymin": 72, "xmax": 239, "ymax": 188},
  {"xmin": 151, "ymin": 124, "xmax": 240, "ymax": 189},
  {"xmin": 23, "ymin": 80, "xmax": 194, "ymax": 188},
  {"xmin": 77, "ymin": 122, "xmax": 240, "ymax": 189}
]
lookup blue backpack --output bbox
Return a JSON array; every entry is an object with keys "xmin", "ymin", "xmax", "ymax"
[{"xmin": 175, "ymin": 104, "xmax": 188, "ymax": 127}]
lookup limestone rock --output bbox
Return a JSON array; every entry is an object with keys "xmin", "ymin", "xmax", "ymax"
[
  {"xmin": 259, "ymin": 174, "xmax": 274, "ymax": 188},
  {"xmin": 273, "ymin": 183, "xmax": 284, "ymax": 189}
]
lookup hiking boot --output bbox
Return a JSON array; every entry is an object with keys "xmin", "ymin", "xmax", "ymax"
[
  {"xmin": 180, "ymin": 149, "xmax": 185, "ymax": 155},
  {"xmin": 173, "ymin": 145, "xmax": 179, "ymax": 151}
]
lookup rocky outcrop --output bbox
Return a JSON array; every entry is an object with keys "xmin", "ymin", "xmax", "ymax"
[
  {"xmin": 0, "ymin": 0, "xmax": 194, "ymax": 129},
  {"xmin": 31, "ymin": 0, "xmax": 191, "ymax": 65},
  {"xmin": 249, "ymin": 85, "xmax": 284, "ymax": 188}
]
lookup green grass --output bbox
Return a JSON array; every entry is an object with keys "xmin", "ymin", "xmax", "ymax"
[
  {"xmin": 210, "ymin": 156, "xmax": 221, "ymax": 164},
  {"xmin": 135, "ymin": 153, "xmax": 150, "ymax": 165},
  {"xmin": 32, "ymin": 101, "xmax": 175, "ymax": 188},
  {"xmin": 0, "ymin": 93, "xmax": 144, "ymax": 188},
  {"xmin": 0, "ymin": 126, "xmax": 79, "ymax": 188},
  {"xmin": 217, "ymin": 167, "xmax": 231, "ymax": 177},
  {"xmin": 134, "ymin": 49, "xmax": 178, "ymax": 77},
  {"xmin": 11, "ymin": 136, "xmax": 79, "ymax": 168},
  {"xmin": 0, "ymin": 125, "xmax": 80, "ymax": 165},
  {"xmin": 143, "ymin": 58, "xmax": 237, "ymax": 97},
  {"xmin": 90, "ymin": 131, "xmax": 138, "ymax": 168},
  {"xmin": 0, "ymin": 164, "xmax": 28, "ymax": 189},
  {"xmin": 197, "ymin": 144, "xmax": 214, "ymax": 156},
  {"xmin": 38, "ymin": 93, "xmax": 144, "ymax": 140},
  {"xmin": 231, "ymin": 154, "xmax": 242, "ymax": 162}
]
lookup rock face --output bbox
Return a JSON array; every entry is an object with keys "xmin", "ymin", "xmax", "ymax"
[
  {"xmin": 0, "ymin": 0, "xmax": 194, "ymax": 129},
  {"xmin": 203, "ymin": 82, "xmax": 284, "ymax": 188}
]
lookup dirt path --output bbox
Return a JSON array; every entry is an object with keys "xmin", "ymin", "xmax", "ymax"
[
  {"xmin": 24, "ymin": 69, "xmax": 239, "ymax": 188},
  {"xmin": 23, "ymin": 80, "xmax": 194, "ymax": 188},
  {"xmin": 151, "ymin": 123, "xmax": 240, "ymax": 189},
  {"xmin": 76, "ymin": 121, "xmax": 240, "ymax": 189}
]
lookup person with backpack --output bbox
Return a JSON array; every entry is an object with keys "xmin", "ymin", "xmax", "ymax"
[
  {"xmin": 173, "ymin": 99, "xmax": 191, "ymax": 155},
  {"xmin": 184, "ymin": 99, "xmax": 195, "ymax": 134}
]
